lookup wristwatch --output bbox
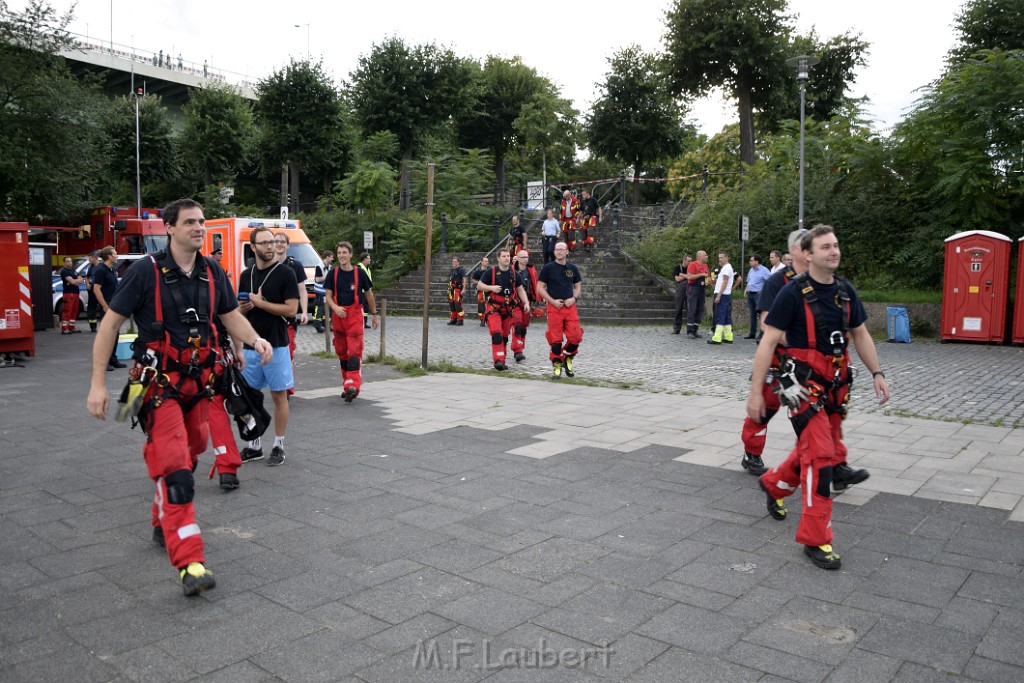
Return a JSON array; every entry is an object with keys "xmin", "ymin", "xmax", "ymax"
[{"xmin": 872, "ymin": 371, "xmax": 885, "ymax": 379}]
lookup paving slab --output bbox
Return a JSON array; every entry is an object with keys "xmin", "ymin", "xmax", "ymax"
[{"xmin": 1, "ymin": 326, "xmax": 1022, "ymax": 681}]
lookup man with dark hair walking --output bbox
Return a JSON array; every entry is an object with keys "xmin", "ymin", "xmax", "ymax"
[
  {"xmin": 749, "ymin": 224, "xmax": 889, "ymax": 570},
  {"xmin": 87, "ymin": 199, "xmax": 272, "ymax": 596}
]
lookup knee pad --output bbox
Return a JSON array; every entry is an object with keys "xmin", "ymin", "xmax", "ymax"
[
  {"xmin": 816, "ymin": 465, "xmax": 833, "ymax": 499},
  {"xmin": 551, "ymin": 342, "xmax": 562, "ymax": 356},
  {"xmin": 514, "ymin": 325, "xmax": 526, "ymax": 337},
  {"xmin": 762, "ymin": 408, "xmax": 778, "ymax": 425},
  {"xmin": 563, "ymin": 342, "xmax": 579, "ymax": 355},
  {"xmin": 346, "ymin": 357, "xmax": 361, "ymax": 371},
  {"xmin": 164, "ymin": 469, "xmax": 195, "ymax": 505},
  {"xmin": 491, "ymin": 332, "xmax": 504, "ymax": 345}
]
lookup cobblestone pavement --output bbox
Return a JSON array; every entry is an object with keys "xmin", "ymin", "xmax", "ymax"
[
  {"xmin": 298, "ymin": 317, "xmax": 1024, "ymax": 428},
  {"xmin": 1, "ymin": 329, "xmax": 1023, "ymax": 682}
]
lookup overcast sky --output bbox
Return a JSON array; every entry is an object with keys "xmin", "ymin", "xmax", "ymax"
[{"xmin": 33, "ymin": 0, "xmax": 965, "ymax": 136}]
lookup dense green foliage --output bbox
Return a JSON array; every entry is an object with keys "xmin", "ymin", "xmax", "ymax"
[{"xmin": 2, "ymin": 0, "xmax": 1020, "ymax": 295}]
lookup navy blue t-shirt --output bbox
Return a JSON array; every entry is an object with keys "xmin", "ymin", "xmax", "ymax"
[
  {"xmin": 92, "ymin": 262, "xmax": 117, "ymax": 305},
  {"xmin": 480, "ymin": 267, "xmax": 524, "ymax": 301},
  {"xmin": 110, "ymin": 252, "xmax": 238, "ymax": 349},
  {"xmin": 60, "ymin": 267, "xmax": 79, "ymax": 295},
  {"xmin": 538, "ymin": 261, "xmax": 581, "ymax": 300},
  {"xmin": 764, "ymin": 276, "xmax": 867, "ymax": 355},
  {"xmin": 324, "ymin": 266, "xmax": 372, "ymax": 307}
]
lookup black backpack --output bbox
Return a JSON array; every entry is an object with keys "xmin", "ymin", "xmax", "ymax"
[{"xmin": 216, "ymin": 363, "xmax": 271, "ymax": 441}]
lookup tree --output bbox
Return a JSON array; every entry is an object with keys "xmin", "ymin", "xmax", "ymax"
[
  {"xmin": 350, "ymin": 37, "xmax": 475, "ymax": 208},
  {"xmin": 180, "ymin": 84, "xmax": 255, "ymax": 187},
  {"xmin": 757, "ymin": 30, "xmax": 869, "ymax": 134},
  {"xmin": 0, "ymin": 0, "xmax": 111, "ymax": 219},
  {"xmin": 337, "ymin": 160, "xmax": 396, "ymax": 216},
  {"xmin": 663, "ymin": 0, "xmax": 791, "ymax": 165},
  {"xmin": 255, "ymin": 59, "xmax": 344, "ymax": 213},
  {"xmin": 586, "ymin": 46, "xmax": 696, "ymax": 204},
  {"xmin": 103, "ymin": 94, "xmax": 179, "ymax": 204},
  {"xmin": 892, "ymin": 49, "xmax": 1024, "ymax": 277},
  {"xmin": 949, "ymin": 0, "xmax": 1024, "ymax": 62},
  {"xmin": 512, "ymin": 89, "xmax": 580, "ymax": 195},
  {"xmin": 457, "ymin": 56, "xmax": 548, "ymax": 193},
  {"xmin": 662, "ymin": 0, "xmax": 867, "ymax": 165}
]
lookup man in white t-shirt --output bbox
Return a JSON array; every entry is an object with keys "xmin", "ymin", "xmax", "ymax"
[
  {"xmin": 541, "ymin": 208, "xmax": 560, "ymax": 264},
  {"xmin": 707, "ymin": 251, "xmax": 735, "ymax": 344}
]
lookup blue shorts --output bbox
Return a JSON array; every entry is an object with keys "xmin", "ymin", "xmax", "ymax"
[{"xmin": 242, "ymin": 346, "xmax": 294, "ymax": 392}]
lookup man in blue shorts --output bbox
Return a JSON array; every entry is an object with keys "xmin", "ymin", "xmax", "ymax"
[{"xmin": 237, "ymin": 226, "xmax": 299, "ymax": 466}]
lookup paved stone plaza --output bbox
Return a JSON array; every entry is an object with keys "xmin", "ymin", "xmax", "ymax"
[{"xmin": 1, "ymin": 323, "xmax": 1022, "ymax": 682}]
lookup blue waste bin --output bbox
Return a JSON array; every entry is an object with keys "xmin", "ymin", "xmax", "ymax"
[{"xmin": 887, "ymin": 306, "xmax": 911, "ymax": 343}]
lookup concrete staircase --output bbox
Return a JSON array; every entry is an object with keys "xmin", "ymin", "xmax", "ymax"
[{"xmin": 377, "ymin": 248, "xmax": 675, "ymax": 325}]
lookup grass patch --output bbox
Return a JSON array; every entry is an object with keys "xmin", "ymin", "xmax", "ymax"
[{"xmin": 858, "ymin": 289, "xmax": 942, "ymax": 304}]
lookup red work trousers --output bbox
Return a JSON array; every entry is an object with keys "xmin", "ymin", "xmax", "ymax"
[
  {"xmin": 741, "ymin": 379, "xmax": 781, "ymax": 456},
  {"xmin": 485, "ymin": 308, "xmax": 514, "ymax": 363},
  {"xmin": 580, "ymin": 215, "xmax": 596, "ymax": 247},
  {"xmin": 761, "ymin": 403, "xmax": 848, "ymax": 548},
  {"xmin": 144, "ymin": 377, "xmax": 210, "ymax": 570},
  {"xmin": 61, "ymin": 292, "xmax": 80, "ymax": 331},
  {"xmin": 545, "ymin": 304, "xmax": 583, "ymax": 361},
  {"xmin": 510, "ymin": 306, "xmax": 532, "ymax": 354},
  {"xmin": 207, "ymin": 395, "xmax": 242, "ymax": 477},
  {"xmin": 332, "ymin": 303, "xmax": 365, "ymax": 392},
  {"xmin": 448, "ymin": 285, "xmax": 464, "ymax": 320}
]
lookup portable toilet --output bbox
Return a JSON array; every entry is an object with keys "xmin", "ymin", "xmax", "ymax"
[
  {"xmin": 941, "ymin": 230, "xmax": 1012, "ymax": 342},
  {"xmin": 0, "ymin": 223, "xmax": 36, "ymax": 357},
  {"xmin": 1013, "ymin": 236, "xmax": 1024, "ymax": 344}
]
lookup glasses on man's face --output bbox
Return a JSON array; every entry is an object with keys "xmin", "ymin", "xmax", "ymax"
[
  {"xmin": 274, "ymin": 240, "xmax": 287, "ymax": 246},
  {"xmin": 253, "ymin": 241, "xmax": 275, "ymax": 247}
]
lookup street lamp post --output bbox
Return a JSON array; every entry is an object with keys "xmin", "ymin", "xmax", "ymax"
[
  {"xmin": 785, "ymin": 55, "xmax": 819, "ymax": 231},
  {"xmin": 294, "ymin": 23, "xmax": 310, "ymax": 60}
]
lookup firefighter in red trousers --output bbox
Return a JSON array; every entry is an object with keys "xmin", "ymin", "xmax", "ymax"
[
  {"xmin": 559, "ymin": 189, "xmax": 580, "ymax": 251},
  {"xmin": 579, "ymin": 189, "xmax": 601, "ymax": 250},
  {"xmin": 511, "ymin": 249, "xmax": 543, "ymax": 363},
  {"xmin": 447, "ymin": 256, "xmax": 466, "ymax": 325},
  {"xmin": 740, "ymin": 228, "xmax": 870, "ymax": 497},
  {"xmin": 477, "ymin": 248, "xmax": 529, "ymax": 371},
  {"xmin": 87, "ymin": 199, "xmax": 272, "ymax": 596},
  {"xmin": 325, "ymin": 241, "xmax": 379, "ymax": 402},
  {"xmin": 748, "ymin": 224, "xmax": 889, "ymax": 570},
  {"xmin": 537, "ymin": 241, "xmax": 583, "ymax": 378}
]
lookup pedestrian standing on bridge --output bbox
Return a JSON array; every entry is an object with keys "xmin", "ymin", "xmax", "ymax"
[{"xmin": 744, "ymin": 254, "xmax": 771, "ymax": 338}]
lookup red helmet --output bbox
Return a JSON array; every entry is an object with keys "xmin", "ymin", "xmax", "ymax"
[{"xmin": 531, "ymin": 306, "xmax": 546, "ymax": 319}]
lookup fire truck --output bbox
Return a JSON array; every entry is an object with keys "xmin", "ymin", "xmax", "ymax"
[{"xmin": 37, "ymin": 206, "xmax": 168, "ymax": 266}]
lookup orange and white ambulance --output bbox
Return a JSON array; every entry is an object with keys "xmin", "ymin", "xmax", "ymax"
[{"xmin": 202, "ymin": 217, "xmax": 325, "ymax": 305}]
